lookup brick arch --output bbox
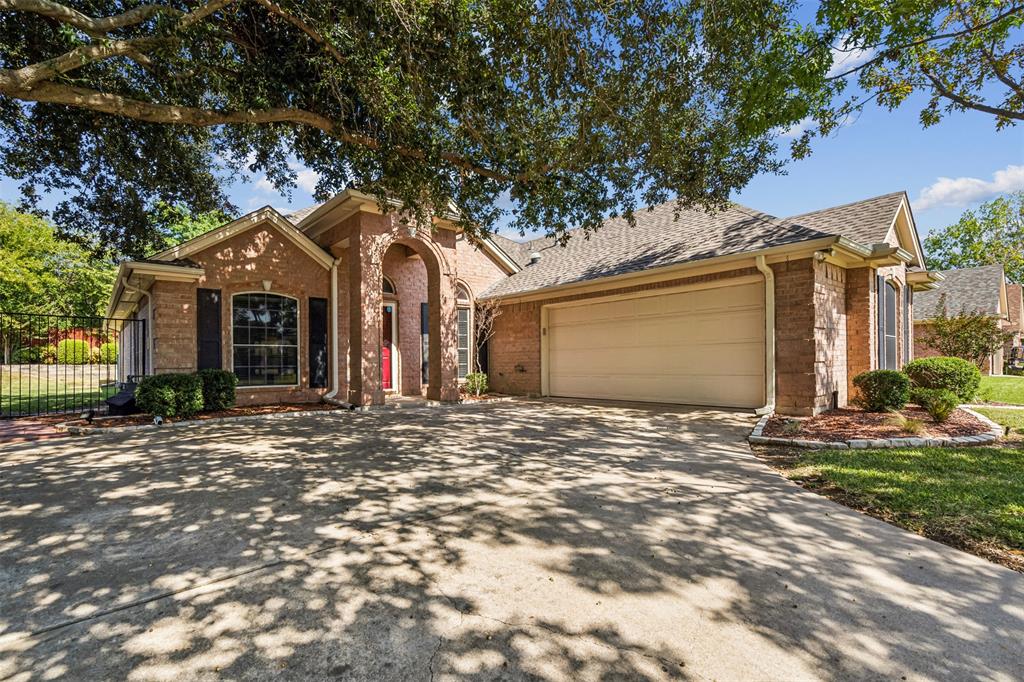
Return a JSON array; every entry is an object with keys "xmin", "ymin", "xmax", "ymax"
[{"xmin": 348, "ymin": 220, "xmax": 459, "ymax": 405}]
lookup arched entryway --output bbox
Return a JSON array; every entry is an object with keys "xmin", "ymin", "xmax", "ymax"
[{"xmin": 346, "ymin": 222, "xmax": 458, "ymax": 405}]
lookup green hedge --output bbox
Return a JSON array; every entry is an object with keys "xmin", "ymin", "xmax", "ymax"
[
  {"xmin": 853, "ymin": 369, "xmax": 910, "ymax": 412},
  {"xmin": 197, "ymin": 368, "xmax": 238, "ymax": 411},
  {"xmin": 98, "ymin": 341, "xmax": 118, "ymax": 364},
  {"xmin": 464, "ymin": 372, "xmax": 488, "ymax": 396},
  {"xmin": 55, "ymin": 339, "xmax": 91, "ymax": 364},
  {"xmin": 910, "ymin": 387, "xmax": 959, "ymax": 423},
  {"xmin": 904, "ymin": 357, "xmax": 980, "ymax": 402},
  {"xmin": 12, "ymin": 345, "xmax": 46, "ymax": 363},
  {"xmin": 136, "ymin": 373, "xmax": 204, "ymax": 419}
]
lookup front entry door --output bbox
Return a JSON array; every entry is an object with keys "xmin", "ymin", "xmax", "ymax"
[{"xmin": 382, "ymin": 303, "xmax": 395, "ymax": 390}]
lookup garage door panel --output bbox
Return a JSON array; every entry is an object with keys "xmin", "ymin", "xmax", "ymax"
[{"xmin": 546, "ymin": 281, "xmax": 765, "ymax": 408}]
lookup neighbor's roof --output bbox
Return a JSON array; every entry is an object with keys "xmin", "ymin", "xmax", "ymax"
[
  {"xmin": 285, "ymin": 204, "xmax": 322, "ymax": 225},
  {"xmin": 913, "ymin": 264, "xmax": 1006, "ymax": 321},
  {"xmin": 481, "ymin": 203, "xmax": 833, "ymax": 298},
  {"xmin": 784, "ymin": 191, "xmax": 906, "ymax": 246}
]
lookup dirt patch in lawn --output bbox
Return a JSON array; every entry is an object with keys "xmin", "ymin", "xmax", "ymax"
[
  {"xmin": 60, "ymin": 403, "xmax": 347, "ymax": 429},
  {"xmin": 762, "ymin": 407, "xmax": 988, "ymax": 441}
]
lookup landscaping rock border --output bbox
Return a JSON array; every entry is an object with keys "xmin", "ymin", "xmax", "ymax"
[{"xmin": 748, "ymin": 407, "xmax": 1003, "ymax": 449}]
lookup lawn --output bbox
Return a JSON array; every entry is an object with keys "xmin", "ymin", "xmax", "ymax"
[
  {"xmin": 978, "ymin": 375, "xmax": 1024, "ymax": 405},
  {"xmin": 974, "ymin": 407, "xmax": 1024, "ymax": 442},
  {"xmin": 0, "ymin": 364, "xmax": 118, "ymax": 417},
  {"xmin": 764, "ymin": 445, "xmax": 1024, "ymax": 570}
]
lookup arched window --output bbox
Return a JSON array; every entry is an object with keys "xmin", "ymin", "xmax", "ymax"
[
  {"xmin": 382, "ymin": 276, "xmax": 396, "ymax": 295},
  {"xmin": 232, "ymin": 293, "xmax": 299, "ymax": 386},
  {"xmin": 456, "ymin": 283, "xmax": 472, "ymax": 379}
]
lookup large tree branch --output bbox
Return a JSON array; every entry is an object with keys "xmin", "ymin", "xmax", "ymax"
[
  {"xmin": 0, "ymin": 38, "xmax": 170, "ymax": 89},
  {"xmin": 248, "ymin": 0, "xmax": 349, "ymax": 66},
  {"xmin": 0, "ymin": 0, "xmax": 176, "ymax": 37},
  {"xmin": 825, "ymin": 4, "xmax": 1024, "ymax": 81},
  {"xmin": 920, "ymin": 65, "xmax": 1024, "ymax": 120},
  {"xmin": 1, "ymin": 80, "xmax": 516, "ymax": 182}
]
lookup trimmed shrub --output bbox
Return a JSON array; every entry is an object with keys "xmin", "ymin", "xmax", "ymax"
[
  {"xmin": 852, "ymin": 369, "xmax": 910, "ymax": 412},
  {"xmin": 904, "ymin": 357, "xmax": 981, "ymax": 402},
  {"xmin": 910, "ymin": 387, "xmax": 959, "ymax": 423},
  {"xmin": 465, "ymin": 372, "xmax": 488, "ymax": 396},
  {"xmin": 135, "ymin": 373, "xmax": 204, "ymax": 419},
  {"xmin": 197, "ymin": 368, "xmax": 238, "ymax": 411},
  {"xmin": 98, "ymin": 341, "xmax": 118, "ymax": 364},
  {"xmin": 12, "ymin": 346, "xmax": 45, "ymax": 363},
  {"xmin": 41, "ymin": 345, "xmax": 57, "ymax": 364},
  {"xmin": 55, "ymin": 339, "xmax": 91, "ymax": 364}
]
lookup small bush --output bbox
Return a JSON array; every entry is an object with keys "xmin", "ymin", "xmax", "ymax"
[
  {"xmin": 464, "ymin": 372, "xmax": 488, "ymax": 396},
  {"xmin": 197, "ymin": 369, "xmax": 237, "ymax": 411},
  {"xmin": 853, "ymin": 369, "xmax": 910, "ymax": 411},
  {"xmin": 12, "ymin": 346, "xmax": 45, "ymax": 363},
  {"xmin": 98, "ymin": 341, "xmax": 118, "ymax": 364},
  {"xmin": 41, "ymin": 345, "xmax": 57, "ymax": 364},
  {"xmin": 780, "ymin": 419, "xmax": 802, "ymax": 436},
  {"xmin": 136, "ymin": 373, "xmax": 204, "ymax": 419},
  {"xmin": 904, "ymin": 357, "xmax": 981, "ymax": 402},
  {"xmin": 910, "ymin": 387, "xmax": 959, "ymax": 423},
  {"xmin": 886, "ymin": 412, "xmax": 925, "ymax": 435},
  {"xmin": 55, "ymin": 339, "xmax": 91, "ymax": 364}
]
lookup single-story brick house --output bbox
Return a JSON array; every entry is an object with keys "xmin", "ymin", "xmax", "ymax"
[
  {"xmin": 1003, "ymin": 283, "xmax": 1023, "ymax": 365},
  {"xmin": 912, "ymin": 264, "xmax": 1010, "ymax": 375},
  {"xmin": 107, "ymin": 189, "xmax": 940, "ymax": 415}
]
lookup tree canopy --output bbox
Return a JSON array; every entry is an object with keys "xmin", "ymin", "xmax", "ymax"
[
  {"xmin": 0, "ymin": 202, "xmax": 116, "ymax": 316},
  {"xmin": 0, "ymin": 1, "xmax": 1018, "ymax": 258},
  {"xmin": 149, "ymin": 201, "xmax": 233, "ymax": 249},
  {"xmin": 924, "ymin": 192, "xmax": 1024, "ymax": 283}
]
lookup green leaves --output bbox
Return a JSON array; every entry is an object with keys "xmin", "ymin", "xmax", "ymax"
[{"xmin": 924, "ymin": 191, "xmax": 1024, "ymax": 284}]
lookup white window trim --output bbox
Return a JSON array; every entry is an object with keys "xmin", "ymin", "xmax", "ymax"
[
  {"xmin": 230, "ymin": 291, "xmax": 301, "ymax": 389},
  {"xmin": 456, "ymin": 281, "xmax": 474, "ymax": 380}
]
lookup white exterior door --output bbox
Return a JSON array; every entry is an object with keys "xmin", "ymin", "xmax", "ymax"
[{"xmin": 544, "ymin": 279, "xmax": 765, "ymax": 408}]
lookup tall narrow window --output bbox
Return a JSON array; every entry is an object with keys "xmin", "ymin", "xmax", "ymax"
[
  {"xmin": 232, "ymin": 293, "xmax": 299, "ymax": 386},
  {"xmin": 877, "ymin": 277, "xmax": 898, "ymax": 370},
  {"xmin": 903, "ymin": 286, "xmax": 912, "ymax": 366},
  {"xmin": 456, "ymin": 283, "xmax": 472, "ymax": 379}
]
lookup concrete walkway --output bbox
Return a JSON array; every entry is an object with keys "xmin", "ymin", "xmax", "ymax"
[{"xmin": 0, "ymin": 400, "xmax": 1021, "ymax": 681}]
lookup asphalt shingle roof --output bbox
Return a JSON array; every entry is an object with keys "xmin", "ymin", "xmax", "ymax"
[
  {"xmin": 481, "ymin": 203, "xmax": 834, "ymax": 298},
  {"xmin": 914, "ymin": 264, "xmax": 1006, "ymax": 321},
  {"xmin": 285, "ymin": 204, "xmax": 323, "ymax": 225},
  {"xmin": 784, "ymin": 192, "xmax": 906, "ymax": 247}
]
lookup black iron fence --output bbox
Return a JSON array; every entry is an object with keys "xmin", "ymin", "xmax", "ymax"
[{"xmin": 1, "ymin": 311, "xmax": 148, "ymax": 418}]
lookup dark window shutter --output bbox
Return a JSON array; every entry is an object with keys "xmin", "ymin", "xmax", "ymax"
[
  {"xmin": 196, "ymin": 288, "xmax": 222, "ymax": 370},
  {"xmin": 421, "ymin": 302, "xmax": 429, "ymax": 385},
  {"xmin": 308, "ymin": 297, "xmax": 329, "ymax": 388}
]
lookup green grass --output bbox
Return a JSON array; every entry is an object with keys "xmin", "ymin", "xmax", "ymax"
[
  {"xmin": 974, "ymin": 407, "xmax": 1024, "ymax": 439},
  {"xmin": 978, "ymin": 375, "xmax": 1024, "ymax": 405},
  {"xmin": 780, "ymin": 446, "xmax": 1024, "ymax": 561},
  {"xmin": 1, "ymin": 365, "xmax": 117, "ymax": 417}
]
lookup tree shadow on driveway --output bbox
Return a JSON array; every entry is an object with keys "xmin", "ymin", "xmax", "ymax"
[{"xmin": 0, "ymin": 399, "xmax": 1021, "ymax": 680}]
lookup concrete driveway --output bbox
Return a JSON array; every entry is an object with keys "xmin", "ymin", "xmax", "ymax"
[{"xmin": 0, "ymin": 400, "xmax": 1021, "ymax": 681}]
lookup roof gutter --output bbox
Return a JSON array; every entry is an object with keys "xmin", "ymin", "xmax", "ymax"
[{"xmin": 755, "ymin": 255, "xmax": 775, "ymax": 416}]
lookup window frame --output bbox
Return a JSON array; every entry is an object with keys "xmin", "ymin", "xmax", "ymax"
[
  {"xmin": 455, "ymin": 282, "xmax": 473, "ymax": 380},
  {"xmin": 230, "ymin": 291, "xmax": 301, "ymax": 389},
  {"xmin": 876, "ymin": 276, "xmax": 898, "ymax": 370}
]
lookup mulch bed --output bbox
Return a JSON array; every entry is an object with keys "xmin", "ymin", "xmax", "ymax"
[
  {"xmin": 458, "ymin": 391, "xmax": 509, "ymax": 402},
  {"xmin": 59, "ymin": 403, "xmax": 347, "ymax": 429},
  {"xmin": 762, "ymin": 407, "xmax": 988, "ymax": 441}
]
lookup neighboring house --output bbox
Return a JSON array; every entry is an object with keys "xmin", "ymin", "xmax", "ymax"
[
  {"xmin": 912, "ymin": 264, "xmax": 1010, "ymax": 375},
  {"xmin": 107, "ymin": 189, "xmax": 939, "ymax": 416}
]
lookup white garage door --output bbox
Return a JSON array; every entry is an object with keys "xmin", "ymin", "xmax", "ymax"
[{"xmin": 545, "ymin": 279, "xmax": 765, "ymax": 408}]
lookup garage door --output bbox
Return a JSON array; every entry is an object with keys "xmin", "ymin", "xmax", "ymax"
[{"xmin": 545, "ymin": 279, "xmax": 765, "ymax": 407}]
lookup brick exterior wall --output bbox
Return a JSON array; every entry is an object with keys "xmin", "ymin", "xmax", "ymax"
[
  {"xmin": 1004, "ymin": 283, "xmax": 1023, "ymax": 357},
  {"xmin": 772, "ymin": 259, "xmax": 816, "ymax": 415},
  {"xmin": 150, "ymin": 223, "xmax": 332, "ymax": 406},
  {"xmin": 814, "ymin": 261, "xmax": 848, "ymax": 412},
  {"xmin": 845, "ymin": 267, "xmax": 875, "ymax": 399}
]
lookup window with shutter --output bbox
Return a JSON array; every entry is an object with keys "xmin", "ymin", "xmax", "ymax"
[{"xmin": 196, "ymin": 288, "xmax": 222, "ymax": 370}]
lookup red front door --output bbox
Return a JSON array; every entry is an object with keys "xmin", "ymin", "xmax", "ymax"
[{"xmin": 382, "ymin": 304, "xmax": 394, "ymax": 390}]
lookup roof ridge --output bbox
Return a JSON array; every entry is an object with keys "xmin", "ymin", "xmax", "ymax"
[{"xmin": 785, "ymin": 190, "xmax": 906, "ymax": 220}]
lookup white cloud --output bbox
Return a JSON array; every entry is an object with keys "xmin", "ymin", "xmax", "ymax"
[
  {"xmin": 915, "ymin": 165, "xmax": 1024, "ymax": 211},
  {"xmin": 827, "ymin": 38, "xmax": 877, "ymax": 79},
  {"xmin": 780, "ymin": 117, "xmax": 814, "ymax": 139},
  {"xmin": 295, "ymin": 166, "xmax": 320, "ymax": 194},
  {"xmin": 254, "ymin": 176, "xmax": 276, "ymax": 194}
]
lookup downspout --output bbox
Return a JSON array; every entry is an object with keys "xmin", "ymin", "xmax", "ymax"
[
  {"xmin": 755, "ymin": 255, "xmax": 776, "ymax": 415},
  {"xmin": 323, "ymin": 257, "xmax": 356, "ymax": 409},
  {"xmin": 120, "ymin": 277, "xmax": 153, "ymax": 378}
]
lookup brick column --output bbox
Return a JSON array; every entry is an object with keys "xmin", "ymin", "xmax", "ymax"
[
  {"xmin": 348, "ymin": 230, "xmax": 384, "ymax": 406},
  {"xmin": 846, "ymin": 266, "xmax": 875, "ymax": 400},
  {"xmin": 773, "ymin": 259, "xmax": 816, "ymax": 415}
]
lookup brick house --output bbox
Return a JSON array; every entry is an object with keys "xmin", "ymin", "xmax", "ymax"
[
  {"xmin": 912, "ymin": 264, "xmax": 1010, "ymax": 375},
  {"xmin": 108, "ymin": 189, "xmax": 939, "ymax": 416}
]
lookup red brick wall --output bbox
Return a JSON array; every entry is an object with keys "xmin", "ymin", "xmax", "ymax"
[
  {"xmin": 772, "ymin": 259, "xmax": 816, "ymax": 415},
  {"xmin": 151, "ymin": 221, "xmax": 332, "ymax": 406},
  {"xmin": 814, "ymin": 260, "xmax": 848, "ymax": 412},
  {"xmin": 455, "ymin": 234, "xmax": 510, "ymax": 298},
  {"xmin": 383, "ymin": 244, "xmax": 428, "ymax": 395}
]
